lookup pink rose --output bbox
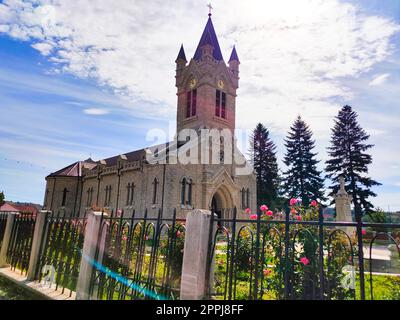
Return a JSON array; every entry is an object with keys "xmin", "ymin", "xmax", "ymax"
[
  {"xmin": 266, "ymin": 210, "xmax": 274, "ymax": 217},
  {"xmin": 290, "ymin": 198, "xmax": 298, "ymax": 206},
  {"xmin": 300, "ymin": 257, "xmax": 310, "ymax": 266},
  {"xmin": 362, "ymin": 229, "xmax": 367, "ymax": 236},
  {"xmin": 263, "ymin": 269, "xmax": 272, "ymax": 277},
  {"xmin": 176, "ymin": 231, "xmax": 182, "ymax": 237},
  {"xmin": 260, "ymin": 205, "xmax": 269, "ymax": 212},
  {"xmin": 296, "ymin": 215, "xmax": 302, "ymax": 221},
  {"xmin": 245, "ymin": 208, "xmax": 251, "ymax": 214},
  {"xmin": 250, "ymin": 214, "xmax": 258, "ymax": 220},
  {"xmin": 310, "ymin": 200, "xmax": 318, "ymax": 207},
  {"xmin": 122, "ymin": 236, "xmax": 127, "ymax": 242}
]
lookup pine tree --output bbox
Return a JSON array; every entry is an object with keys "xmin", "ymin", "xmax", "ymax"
[
  {"xmin": 283, "ymin": 116, "xmax": 326, "ymax": 206},
  {"xmin": 0, "ymin": 191, "xmax": 4, "ymax": 207},
  {"xmin": 249, "ymin": 123, "xmax": 280, "ymax": 209},
  {"xmin": 326, "ymin": 105, "xmax": 380, "ymax": 214}
]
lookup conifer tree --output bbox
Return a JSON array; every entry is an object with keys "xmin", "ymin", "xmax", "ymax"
[
  {"xmin": 283, "ymin": 116, "xmax": 326, "ymax": 206},
  {"xmin": 249, "ymin": 123, "xmax": 280, "ymax": 209},
  {"xmin": 326, "ymin": 105, "xmax": 380, "ymax": 214}
]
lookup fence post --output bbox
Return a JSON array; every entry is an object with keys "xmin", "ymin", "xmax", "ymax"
[
  {"xmin": 27, "ymin": 211, "xmax": 49, "ymax": 281},
  {"xmin": 180, "ymin": 209, "xmax": 217, "ymax": 300},
  {"xmin": 0, "ymin": 213, "xmax": 18, "ymax": 268},
  {"xmin": 76, "ymin": 211, "xmax": 105, "ymax": 300}
]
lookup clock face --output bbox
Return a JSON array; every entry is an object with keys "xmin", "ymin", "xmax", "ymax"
[
  {"xmin": 189, "ymin": 78, "xmax": 197, "ymax": 89},
  {"xmin": 217, "ymin": 79, "xmax": 225, "ymax": 89}
]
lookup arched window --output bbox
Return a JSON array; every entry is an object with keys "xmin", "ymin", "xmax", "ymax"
[
  {"xmin": 152, "ymin": 178, "xmax": 159, "ymax": 204},
  {"xmin": 187, "ymin": 179, "xmax": 193, "ymax": 206},
  {"xmin": 216, "ymin": 90, "xmax": 226, "ymax": 119},
  {"xmin": 241, "ymin": 188, "xmax": 246, "ymax": 209},
  {"xmin": 104, "ymin": 185, "xmax": 112, "ymax": 207},
  {"xmin": 180, "ymin": 178, "xmax": 193, "ymax": 207},
  {"xmin": 181, "ymin": 178, "xmax": 186, "ymax": 205},
  {"xmin": 86, "ymin": 187, "xmax": 94, "ymax": 207},
  {"xmin": 246, "ymin": 188, "xmax": 250, "ymax": 208},
  {"xmin": 61, "ymin": 188, "xmax": 69, "ymax": 207},
  {"xmin": 186, "ymin": 89, "xmax": 197, "ymax": 118},
  {"xmin": 127, "ymin": 183, "xmax": 135, "ymax": 206}
]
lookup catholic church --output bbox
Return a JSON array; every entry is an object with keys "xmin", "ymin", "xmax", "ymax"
[{"xmin": 42, "ymin": 12, "xmax": 257, "ymax": 219}]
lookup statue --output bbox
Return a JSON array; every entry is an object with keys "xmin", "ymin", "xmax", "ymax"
[{"xmin": 335, "ymin": 176, "xmax": 353, "ymax": 235}]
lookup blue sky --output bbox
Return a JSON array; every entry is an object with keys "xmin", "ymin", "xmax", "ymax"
[{"xmin": 0, "ymin": 0, "xmax": 399, "ymax": 210}]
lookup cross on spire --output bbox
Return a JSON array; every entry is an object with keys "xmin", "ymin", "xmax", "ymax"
[{"xmin": 207, "ymin": 3, "xmax": 213, "ymax": 16}]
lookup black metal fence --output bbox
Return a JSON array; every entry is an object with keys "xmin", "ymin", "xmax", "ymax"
[
  {"xmin": 209, "ymin": 208, "xmax": 400, "ymax": 301},
  {"xmin": 35, "ymin": 212, "xmax": 87, "ymax": 297},
  {"xmin": 0, "ymin": 213, "xmax": 8, "ymax": 251},
  {"xmin": 6, "ymin": 213, "xmax": 36, "ymax": 275},
  {"xmin": 89, "ymin": 209, "xmax": 186, "ymax": 300}
]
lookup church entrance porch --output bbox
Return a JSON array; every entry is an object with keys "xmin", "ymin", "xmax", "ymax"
[{"xmin": 210, "ymin": 185, "xmax": 234, "ymax": 228}]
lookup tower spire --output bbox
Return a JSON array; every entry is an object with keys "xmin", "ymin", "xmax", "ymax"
[
  {"xmin": 229, "ymin": 45, "xmax": 240, "ymax": 63},
  {"xmin": 193, "ymin": 13, "xmax": 224, "ymax": 61},
  {"xmin": 176, "ymin": 44, "xmax": 187, "ymax": 62}
]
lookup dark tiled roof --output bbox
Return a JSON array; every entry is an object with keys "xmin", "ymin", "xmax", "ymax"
[
  {"xmin": 0, "ymin": 203, "xmax": 19, "ymax": 212},
  {"xmin": 47, "ymin": 158, "xmax": 97, "ymax": 178},
  {"xmin": 176, "ymin": 44, "xmax": 187, "ymax": 62},
  {"xmin": 194, "ymin": 16, "xmax": 224, "ymax": 62},
  {"xmin": 99, "ymin": 149, "xmax": 146, "ymax": 167},
  {"xmin": 13, "ymin": 204, "xmax": 39, "ymax": 215},
  {"xmin": 229, "ymin": 46, "xmax": 239, "ymax": 62},
  {"xmin": 48, "ymin": 143, "xmax": 173, "ymax": 178}
]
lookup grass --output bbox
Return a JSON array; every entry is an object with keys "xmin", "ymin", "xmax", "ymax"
[{"xmin": 0, "ymin": 276, "xmax": 45, "ymax": 300}]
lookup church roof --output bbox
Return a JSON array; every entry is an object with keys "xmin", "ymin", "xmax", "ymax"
[
  {"xmin": 47, "ymin": 159, "xmax": 97, "ymax": 178},
  {"xmin": 176, "ymin": 44, "xmax": 187, "ymax": 62},
  {"xmin": 100, "ymin": 149, "xmax": 146, "ymax": 167},
  {"xmin": 229, "ymin": 46, "xmax": 240, "ymax": 62},
  {"xmin": 47, "ymin": 142, "xmax": 176, "ymax": 178},
  {"xmin": 0, "ymin": 203, "xmax": 20, "ymax": 212},
  {"xmin": 193, "ymin": 16, "xmax": 224, "ymax": 62}
]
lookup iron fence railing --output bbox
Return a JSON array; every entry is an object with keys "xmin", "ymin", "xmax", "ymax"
[
  {"xmin": 89, "ymin": 209, "xmax": 185, "ymax": 300},
  {"xmin": 209, "ymin": 208, "xmax": 400, "ymax": 301},
  {"xmin": 6, "ymin": 213, "xmax": 36, "ymax": 275},
  {"xmin": 0, "ymin": 212, "xmax": 8, "ymax": 251},
  {"xmin": 35, "ymin": 212, "xmax": 87, "ymax": 297}
]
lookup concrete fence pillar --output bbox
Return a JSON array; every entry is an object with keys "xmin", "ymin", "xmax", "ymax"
[
  {"xmin": 0, "ymin": 213, "xmax": 18, "ymax": 268},
  {"xmin": 180, "ymin": 209, "xmax": 217, "ymax": 300},
  {"xmin": 27, "ymin": 211, "xmax": 50, "ymax": 281},
  {"xmin": 76, "ymin": 211, "xmax": 106, "ymax": 300},
  {"xmin": 388, "ymin": 244, "xmax": 400, "ymax": 273}
]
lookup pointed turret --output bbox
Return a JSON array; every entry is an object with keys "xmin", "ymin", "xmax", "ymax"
[
  {"xmin": 175, "ymin": 44, "xmax": 187, "ymax": 85},
  {"xmin": 176, "ymin": 44, "xmax": 187, "ymax": 63},
  {"xmin": 193, "ymin": 16, "xmax": 224, "ymax": 62},
  {"xmin": 229, "ymin": 46, "xmax": 240, "ymax": 63},
  {"xmin": 229, "ymin": 45, "xmax": 240, "ymax": 86}
]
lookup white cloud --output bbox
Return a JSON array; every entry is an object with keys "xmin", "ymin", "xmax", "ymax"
[
  {"xmin": 369, "ymin": 73, "xmax": 390, "ymax": 86},
  {"xmin": 0, "ymin": 0, "xmax": 398, "ymax": 134},
  {"xmin": 31, "ymin": 42, "xmax": 53, "ymax": 56},
  {"xmin": 83, "ymin": 108, "xmax": 109, "ymax": 116}
]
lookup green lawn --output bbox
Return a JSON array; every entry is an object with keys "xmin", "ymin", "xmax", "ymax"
[{"xmin": 0, "ymin": 276, "xmax": 45, "ymax": 300}]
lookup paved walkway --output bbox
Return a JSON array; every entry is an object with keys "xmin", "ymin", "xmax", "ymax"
[
  {"xmin": 0, "ymin": 268, "xmax": 75, "ymax": 300},
  {"xmin": 363, "ymin": 245, "xmax": 391, "ymax": 261}
]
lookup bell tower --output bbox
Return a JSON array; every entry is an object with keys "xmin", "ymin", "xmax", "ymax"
[{"xmin": 175, "ymin": 13, "xmax": 240, "ymax": 136}]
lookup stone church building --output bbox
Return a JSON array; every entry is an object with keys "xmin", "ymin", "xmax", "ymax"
[{"xmin": 42, "ymin": 14, "xmax": 257, "ymax": 219}]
